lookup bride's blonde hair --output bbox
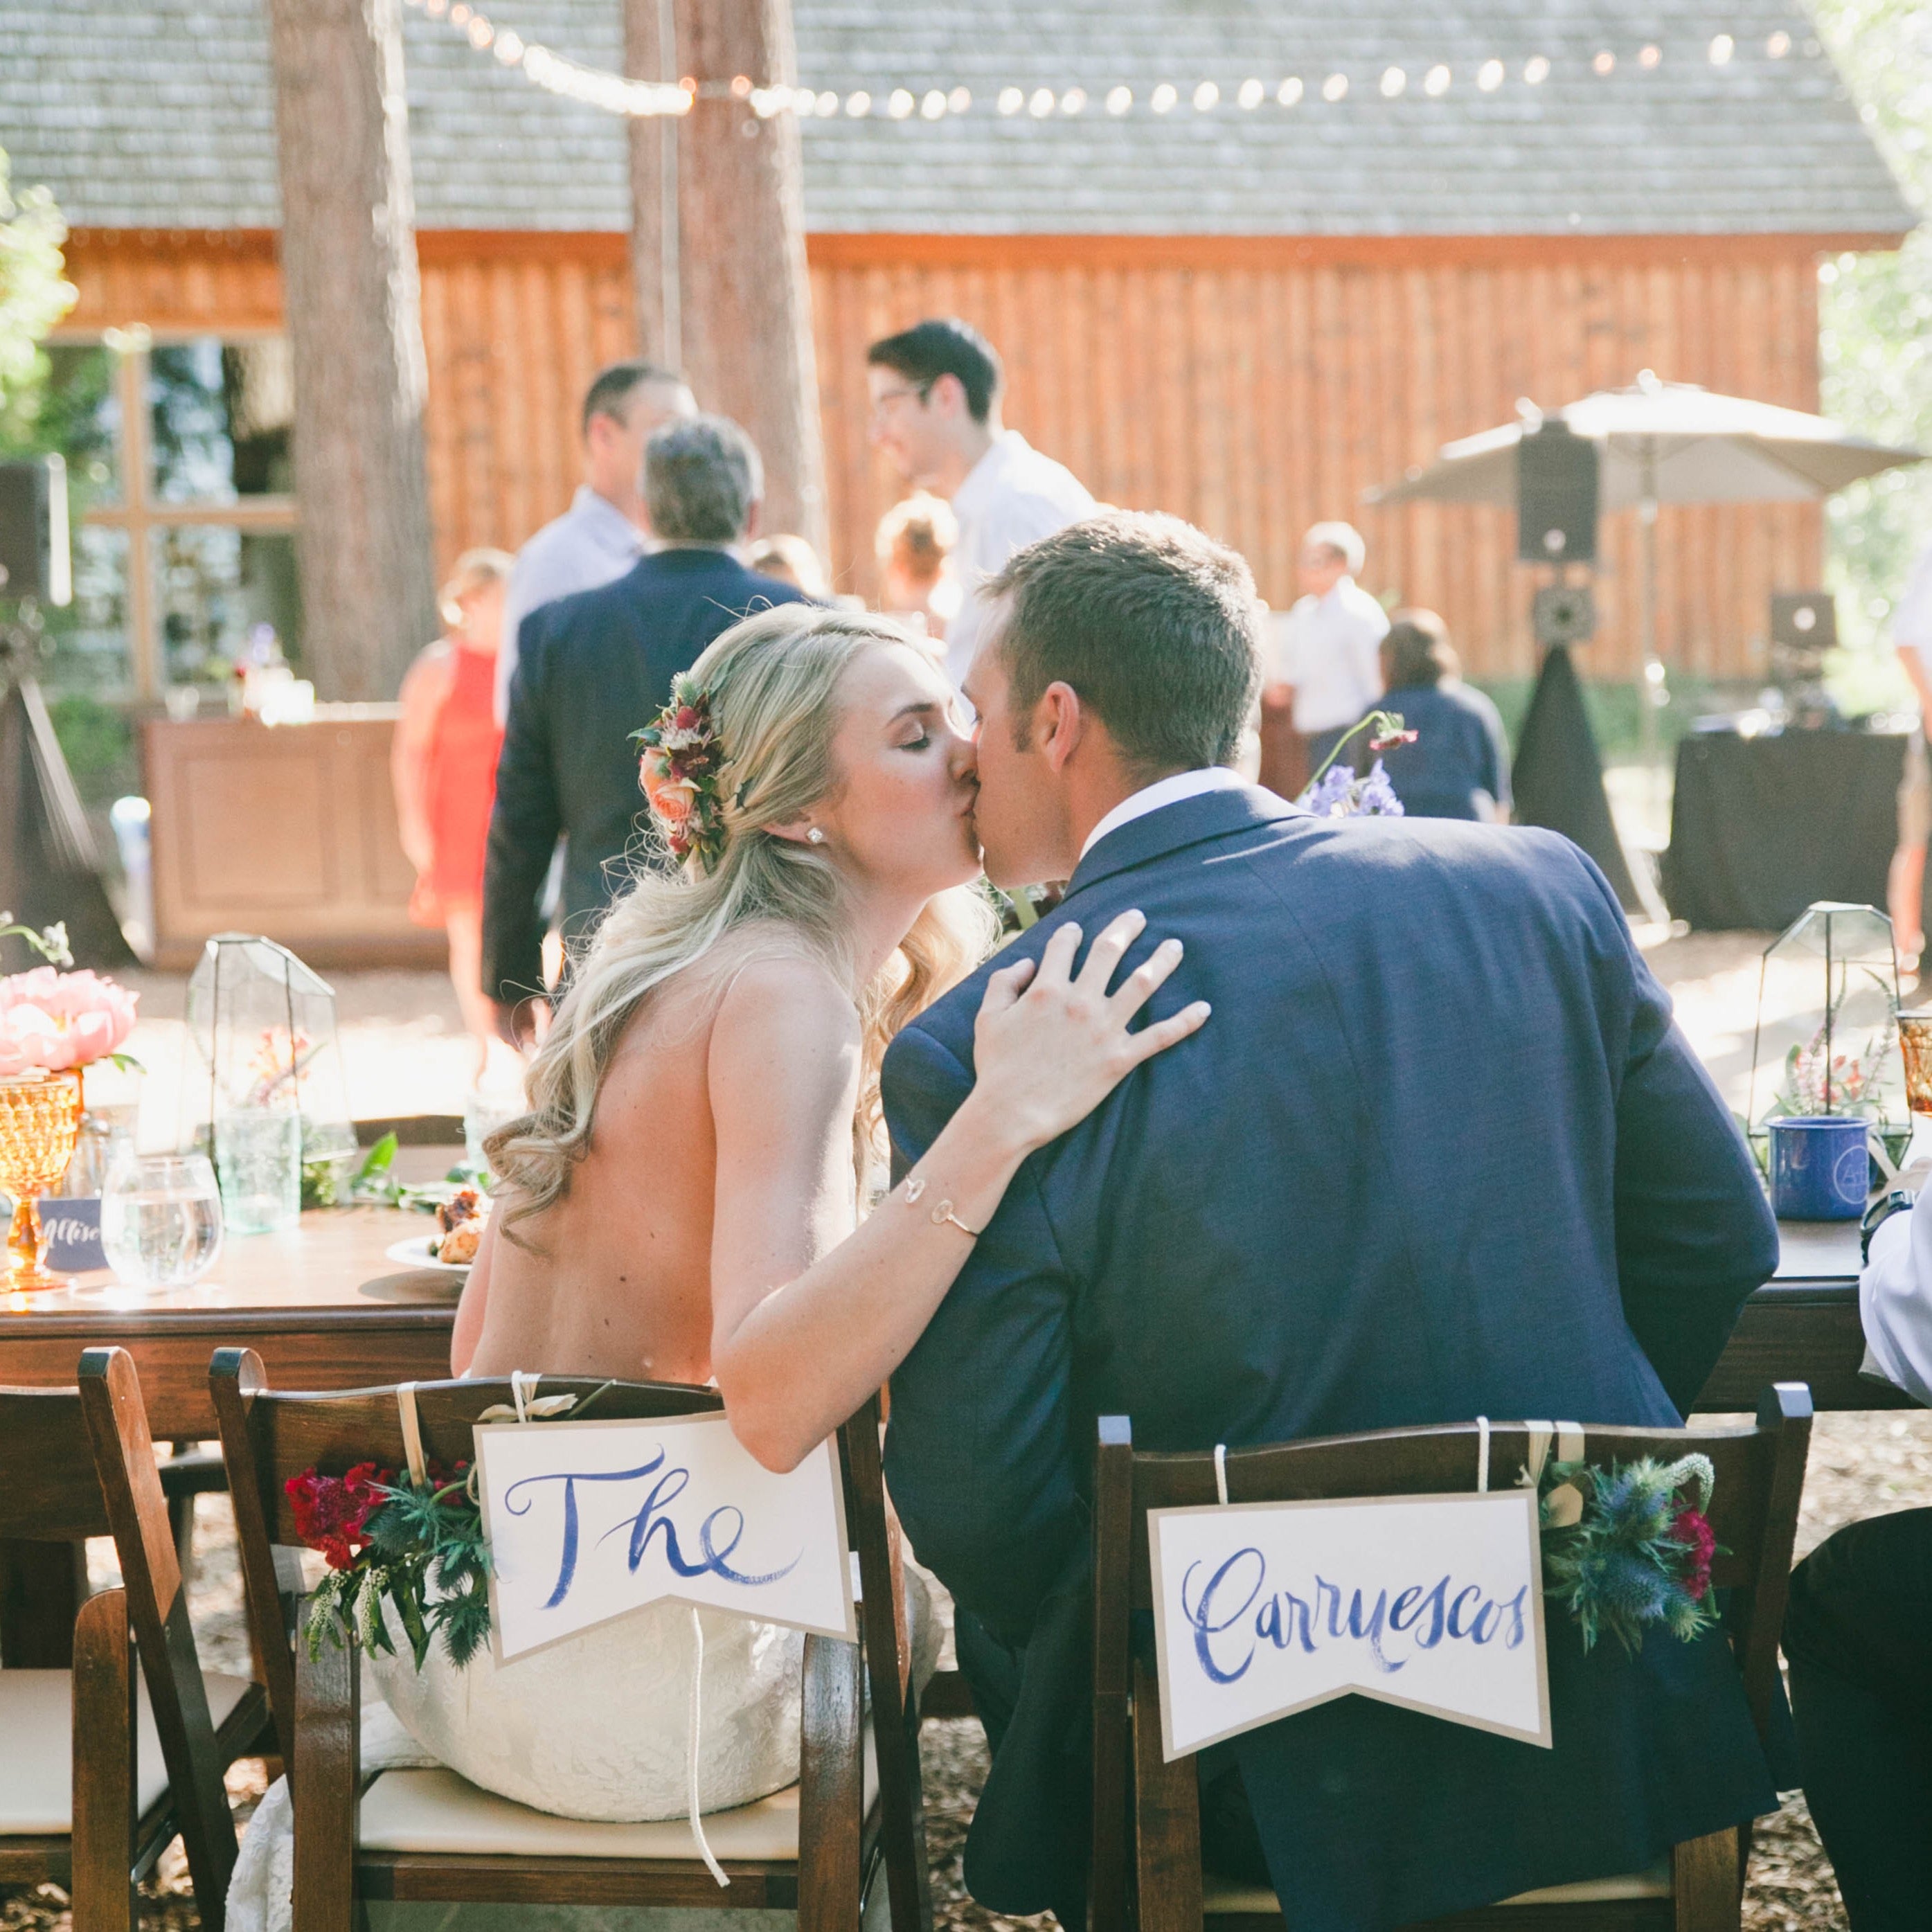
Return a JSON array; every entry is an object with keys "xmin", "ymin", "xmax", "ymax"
[{"xmin": 489, "ymin": 602, "xmax": 999, "ymax": 1235}]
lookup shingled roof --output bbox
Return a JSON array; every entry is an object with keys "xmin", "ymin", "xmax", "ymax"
[{"xmin": 0, "ymin": 0, "xmax": 1913, "ymax": 239}]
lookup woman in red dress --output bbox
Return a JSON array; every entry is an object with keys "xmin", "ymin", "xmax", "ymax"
[{"xmin": 392, "ymin": 549, "xmax": 515, "ymax": 1080}]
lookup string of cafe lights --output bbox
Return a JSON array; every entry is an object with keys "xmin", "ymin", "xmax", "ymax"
[{"xmin": 397, "ymin": 0, "xmax": 1818, "ymax": 123}]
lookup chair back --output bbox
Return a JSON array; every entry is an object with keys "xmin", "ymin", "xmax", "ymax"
[
  {"xmin": 209, "ymin": 1351, "xmax": 929, "ymax": 1926},
  {"xmin": 0, "ymin": 1351, "xmax": 242, "ymax": 1911},
  {"xmin": 1088, "ymin": 1384, "xmax": 1814, "ymax": 1932}
]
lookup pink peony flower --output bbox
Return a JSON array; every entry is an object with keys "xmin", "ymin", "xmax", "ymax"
[{"xmin": 0, "ymin": 967, "xmax": 138, "ymax": 1072}]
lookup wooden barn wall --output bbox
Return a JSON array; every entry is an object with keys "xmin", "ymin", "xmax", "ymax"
[
  {"xmin": 66, "ymin": 229, "xmax": 1837, "ymax": 684},
  {"xmin": 810, "ymin": 234, "xmax": 1831, "ymax": 686}
]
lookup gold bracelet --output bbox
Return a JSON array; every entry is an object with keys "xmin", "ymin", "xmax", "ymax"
[{"xmin": 903, "ymin": 1176, "xmax": 985, "ymax": 1238}]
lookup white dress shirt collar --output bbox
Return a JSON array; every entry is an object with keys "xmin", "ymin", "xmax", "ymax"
[
  {"xmin": 951, "ymin": 431, "xmax": 1031, "ymax": 521},
  {"xmin": 1079, "ymin": 767, "xmax": 1249, "ymax": 861}
]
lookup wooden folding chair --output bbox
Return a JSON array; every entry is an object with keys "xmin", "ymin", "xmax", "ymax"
[
  {"xmin": 0, "ymin": 1348, "xmax": 270, "ymax": 1932},
  {"xmin": 1090, "ymin": 1384, "xmax": 1814, "ymax": 1932},
  {"xmin": 210, "ymin": 1349, "xmax": 933, "ymax": 1932}
]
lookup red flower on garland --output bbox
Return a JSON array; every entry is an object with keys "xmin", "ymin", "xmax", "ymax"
[
  {"xmin": 1669, "ymin": 1505, "xmax": 1718, "ymax": 1602},
  {"xmin": 287, "ymin": 1462, "xmax": 393, "ymax": 1571}
]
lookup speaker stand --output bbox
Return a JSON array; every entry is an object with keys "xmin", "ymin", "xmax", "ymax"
[{"xmin": 1510, "ymin": 644, "xmax": 1647, "ymax": 916}]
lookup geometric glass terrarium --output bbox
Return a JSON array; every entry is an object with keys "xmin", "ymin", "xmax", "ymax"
[
  {"xmin": 1746, "ymin": 901, "xmax": 1906, "ymax": 1170},
  {"xmin": 179, "ymin": 934, "xmax": 359, "ymax": 1206}
]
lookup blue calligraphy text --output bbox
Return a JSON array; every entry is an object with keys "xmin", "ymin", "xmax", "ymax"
[
  {"xmin": 1182, "ymin": 1546, "xmax": 1529, "ymax": 1683},
  {"xmin": 501, "ymin": 1449, "xmax": 801, "ymax": 1611}
]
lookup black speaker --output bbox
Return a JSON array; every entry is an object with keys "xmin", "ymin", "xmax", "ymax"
[
  {"xmin": 1532, "ymin": 584, "xmax": 1597, "ymax": 648},
  {"xmin": 1517, "ymin": 421, "xmax": 1598, "ymax": 565},
  {"xmin": 0, "ymin": 456, "xmax": 71, "ymax": 606}
]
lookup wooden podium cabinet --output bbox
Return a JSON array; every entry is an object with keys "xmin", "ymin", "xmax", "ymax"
[{"xmin": 143, "ymin": 710, "xmax": 447, "ymax": 970}]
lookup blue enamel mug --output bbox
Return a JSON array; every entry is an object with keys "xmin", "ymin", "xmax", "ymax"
[{"xmin": 1767, "ymin": 1116, "xmax": 1870, "ymax": 1222}]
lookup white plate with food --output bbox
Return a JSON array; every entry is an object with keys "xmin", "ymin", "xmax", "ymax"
[
  {"xmin": 386, "ymin": 1187, "xmax": 490, "ymax": 1273},
  {"xmin": 384, "ymin": 1235, "xmax": 473, "ymax": 1276}
]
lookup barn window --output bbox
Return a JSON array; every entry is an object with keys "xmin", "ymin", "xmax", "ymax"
[{"xmin": 35, "ymin": 330, "xmax": 301, "ymax": 706}]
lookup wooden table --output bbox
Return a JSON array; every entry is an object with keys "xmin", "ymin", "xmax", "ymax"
[
  {"xmin": 0, "ymin": 1204, "xmax": 462, "ymax": 1665},
  {"xmin": 0, "ymin": 1206, "xmax": 462, "ymax": 1438},
  {"xmin": 1690, "ymin": 1219, "xmax": 1911, "ymax": 1413}
]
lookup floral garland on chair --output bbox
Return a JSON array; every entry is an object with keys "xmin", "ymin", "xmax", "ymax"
[
  {"xmin": 1537, "ymin": 1453, "xmax": 1721, "ymax": 1655},
  {"xmin": 289, "ymin": 1384, "xmax": 611, "ymax": 1670}
]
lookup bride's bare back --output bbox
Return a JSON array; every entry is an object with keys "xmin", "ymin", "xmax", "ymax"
[{"xmin": 456, "ymin": 933, "xmax": 858, "ymax": 1385}]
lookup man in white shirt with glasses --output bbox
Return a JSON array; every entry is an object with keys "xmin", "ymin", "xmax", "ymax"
[{"xmin": 866, "ymin": 317, "xmax": 1094, "ymax": 695}]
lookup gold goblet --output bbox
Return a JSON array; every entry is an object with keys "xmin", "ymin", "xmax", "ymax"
[
  {"xmin": 1900, "ymin": 1012, "xmax": 1932, "ymax": 1121},
  {"xmin": 0, "ymin": 1071, "xmax": 84, "ymax": 1295}
]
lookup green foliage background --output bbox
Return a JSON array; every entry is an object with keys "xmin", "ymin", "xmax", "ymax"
[
  {"xmin": 0, "ymin": 147, "xmax": 75, "ymax": 449},
  {"xmin": 1812, "ymin": 0, "xmax": 1932, "ymax": 665}
]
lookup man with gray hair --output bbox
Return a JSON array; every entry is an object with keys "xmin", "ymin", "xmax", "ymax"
[
  {"xmin": 1260, "ymin": 519, "xmax": 1390, "ymax": 781},
  {"xmin": 481, "ymin": 415, "xmax": 808, "ymax": 1037}
]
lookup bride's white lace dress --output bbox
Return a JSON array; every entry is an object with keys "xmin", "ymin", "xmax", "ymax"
[{"xmin": 227, "ymin": 1603, "xmax": 804, "ymax": 1932}]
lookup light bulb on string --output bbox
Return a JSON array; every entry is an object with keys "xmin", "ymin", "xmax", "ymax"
[
  {"xmin": 1708, "ymin": 34, "xmax": 1734, "ymax": 64},
  {"xmin": 1192, "ymin": 80, "xmax": 1219, "ymax": 109},
  {"xmin": 1278, "ymin": 75, "xmax": 1304, "ymax": 105},
  {"xmin": 1424, "ymin": 64, "xmax": 1451, "ymax": 96},
  {"xmin": 1523, "ymin": 55, "xmax": 1550, "ymax": 84},
  {"xmin": 1477, "ymin": 58, "xmax": 1503, "ymax": 89},
  {"xmin": 920, "ymin": 89, "xmax": 946, "ymax": 118},
  {"xmin": 1768, "ymin": 30, "xmax": 1791, "ymax": 56},
  {"xmin": 1061, "ymin": 87, "xmax": 1086, "ymax": 114},
  {"xmin": 998, "ymin": 86, "xmax": 1023, "ymax": 114},
  {"xmin": 1321, "ymin": 71, "xmax": 1348, "ymax": 101},
  {"xmin": 1107, "ymin": 84, "xmax": 1132, "ymax": 114},
  {"xmin": 1238, "ymin": 77, "xmax": 1264, "ymax": 108},
  {"xmin": 1379, "ymin": 66, "xmax": 1406, "ymax": 97},
  {"xmin": 494, "ymin": 28, "xmax": 521, "ymax": 63},
  {"xmin": 846, "ymin": 90, "xmax": 871, "ymax": 116},
  {"xmin": 1639, "ymin": 44, "xmax": 1662, "ymax": 68},
  {"xmin": 888, "ymin": 87, "xmax": 914, "ymax": 116},
  {"xmin": 1029, "ymin": 87, "xmax": 1055, "ymax": 116},
  {"xmin": 817, "ymin": 90, "xmax": 839, "ymax": 115},
  {"xmin": 1592, "ymin": 50, "xmax": 1614, "ymax": 75},
  {"xmin": 1152, "ymin": 82, "xmax": 1178, "ymax": 112},
  {"xmin": 949, "ymin": 86, "xmax": 971, "ymax": 112}
]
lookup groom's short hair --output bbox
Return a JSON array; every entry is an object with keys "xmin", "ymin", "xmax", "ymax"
[{"xmin": 985, "ymin": 512, "xmax": 1261, "ymax": 775}]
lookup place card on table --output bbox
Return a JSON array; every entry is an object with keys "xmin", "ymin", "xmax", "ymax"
[
  {"xmin": 42, "ymin": 1198, "xmax": 105, "ymax": 1273},
  {"xmin": 475, "ymin": 1411, "xmax": 857, "ymax": 1664},
  {"xmin": 1148, "ymin": 1488, "xmax": 1552, "ymax": 1760}
]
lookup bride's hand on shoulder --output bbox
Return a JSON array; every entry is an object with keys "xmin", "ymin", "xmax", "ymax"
[{"xmin": 967, "ymin": 910, "xmax": 1209, "ymax": 1154}]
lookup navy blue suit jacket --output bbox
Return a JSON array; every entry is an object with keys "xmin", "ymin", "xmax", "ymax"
[
  {"xmin": 481, "ymin": 548, "xmax": 807, "ymax": 1002},
  {"xmin": 881, "ymin": 786, "xmax": 1780, "ymax": 1931}
]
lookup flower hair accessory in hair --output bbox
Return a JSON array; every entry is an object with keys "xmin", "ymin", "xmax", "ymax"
[{"xmin": 635, "ymin": 674, "xmax": 728, "ymax": 868}]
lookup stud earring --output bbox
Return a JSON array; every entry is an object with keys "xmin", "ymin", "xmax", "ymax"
[{"xmin": 806, "ymin": 828, "xmax": 826, "ymax": 845}]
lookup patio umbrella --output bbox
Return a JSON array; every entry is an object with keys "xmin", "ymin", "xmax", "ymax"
[{"xmin": 1365, "ymin": 369, "xmax": 1926, "ymax": 685}]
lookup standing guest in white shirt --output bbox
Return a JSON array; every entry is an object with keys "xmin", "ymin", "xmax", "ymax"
[
  {"xmin": 866, "ymin": 318, "xmax": 1094, "ymax": 692},
  {"xmin": 1260, "ymin": 521, "xmax": 1390, "ymax": 785},
  {"xmin": 494, "ymin": 360, "xmax": 697, "ymax": 721}
]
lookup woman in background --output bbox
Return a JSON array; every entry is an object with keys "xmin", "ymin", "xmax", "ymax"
[
  {"xmin": 746, "ymin": 533, "xmax": 830, "ymax": 600},
  {"xmin": 1367, "ymin": 608, "xmax": 1513, "ymax": 822},
  {"xmin": 875, "ymin": 492, "xmax": 960, "ymax": 641},
  {"xmin": 393, "ymin": 548, "xmax": 515, "ymax": 1080}
]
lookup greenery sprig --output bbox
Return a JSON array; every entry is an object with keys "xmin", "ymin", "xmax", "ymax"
[{"xmin": 1539, "ymin": 1453, "xmax": 1721, "ymax": 1656}]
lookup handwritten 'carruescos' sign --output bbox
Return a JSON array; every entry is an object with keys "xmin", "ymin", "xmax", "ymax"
[
  {"xmin": 1149, "ymin": 1490, "xmax": 1552, "ymax": 1760},
  {"xmin": 474, "ymin": 1413, "xmax": 857, "ymax": 1663}
]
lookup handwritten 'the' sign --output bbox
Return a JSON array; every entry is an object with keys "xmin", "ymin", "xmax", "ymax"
[
  {"xmin": 474, "ymin": 1413, "xmax": 857, "ymax": 1664},
  {"xmin": 1149, "ymin": 1490, "xmax": 1552, "ymax": 1761}
]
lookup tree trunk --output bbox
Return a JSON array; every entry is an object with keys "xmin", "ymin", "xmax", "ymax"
[
  {"xmin": 623, "ymin": 0, "xmax": 679, "ymax": 369},
  {"xmin": 265, "ymin": 0, "xmax": 438, "ymax": 701},
  {"xmin": 633, "ymin": 0, "xmax": 828, "ymax": 557}
]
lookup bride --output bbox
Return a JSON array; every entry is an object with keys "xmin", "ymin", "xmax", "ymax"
[{"xmin": 361, "ymin": 605, "xmax": 1201, "ymax": 1837}]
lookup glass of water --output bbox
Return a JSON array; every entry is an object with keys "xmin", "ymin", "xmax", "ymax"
[
  {"xmin": 215, "ymin": 1107, "xmax": 303, "ymax": 1234},
  {"xmin": 100, "ymin": 1152, "xmax": 224, "ymax": 1291}
]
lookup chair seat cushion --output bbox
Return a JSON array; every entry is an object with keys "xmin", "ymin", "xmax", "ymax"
[
  {"xmin": 359, "ymin": 1767, "xmax": 803, "ymax": 1863},
  {"xmin": 0, "ymin": 1667, "xmax": 256, "ymax": 1835},
  {"xmin": 1201, "ymin": 1857, "xmax": 1674, "ymax": 1915}
]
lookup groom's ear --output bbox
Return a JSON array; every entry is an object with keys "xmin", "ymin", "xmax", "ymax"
[{"xmin": 1036, "ymin": 681, "xmax": 1086, "ymax": 775}]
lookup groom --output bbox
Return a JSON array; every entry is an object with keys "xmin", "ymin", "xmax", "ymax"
[{"xmin": 880, "ymin": 513, "xmax": 1782, "ymax": 1929}]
